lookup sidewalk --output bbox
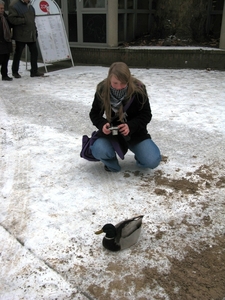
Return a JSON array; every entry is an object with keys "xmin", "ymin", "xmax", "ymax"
[{"xmin": 0, "ymin": 62, "xmax": 225, "ymax": 299}]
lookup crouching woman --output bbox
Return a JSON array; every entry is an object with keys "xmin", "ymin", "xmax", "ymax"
[{"xmin": 89, "ymin": 62, "xmax": 161, "ymax": 172}]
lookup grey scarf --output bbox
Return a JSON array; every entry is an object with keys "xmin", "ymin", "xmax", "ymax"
[{"xmin": 110, "ymin": 86, "xmax": 128, "ymax": 112}]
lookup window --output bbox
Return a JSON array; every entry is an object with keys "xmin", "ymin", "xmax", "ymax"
[
  {"xmin": 137, "ymin": 0, "xmax": 150, "ymax": 10},
  {"xmin": 118, "ymin": 0, "xmax": 152, "ymax": 43},
  {"xmin": 68, "ymin": 0, "xmax": 77, "ymax": 42},
  {"xmin": 118, "ymin": 0, "xmax": 125, "ymax": 9},
  {"xmin": 55, "ymin": 0, "xmax": 61, "ymax": 8},
  {"xmin": 84, "ymin": 0, "xmax": 105, "ymax": 8},
  {"xmin": 83, "ymin": 14, "xmax": 106, "ymax": 43}
]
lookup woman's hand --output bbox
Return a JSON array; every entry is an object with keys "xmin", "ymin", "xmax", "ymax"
[
  {"xmin": 102, "ymin": 123, "xmax": 111, "ymax": 135},
  {"xmin": 118, "ymin": 123, "xmax": 130, "ymax": 136}
]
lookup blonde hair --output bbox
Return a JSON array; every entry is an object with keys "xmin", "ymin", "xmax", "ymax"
[{"xmin": 96, "ymin": 62, "xmax": 148, "ymax": 122}]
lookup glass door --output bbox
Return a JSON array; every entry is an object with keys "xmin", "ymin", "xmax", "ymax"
[
  {"xmin": 68, "ymin": 0, "xmax": 78, "ymax": 42},
  {"xmin": 82, "ymin": 13, "xmax": 106, "ymax": 43},
  {"xmin": 82, "ymin": 0, "xmax": 106, "ymax": 43},
  {"xmin": 59, "ymin": 0, "xmax": 107, "ymax": 45}
]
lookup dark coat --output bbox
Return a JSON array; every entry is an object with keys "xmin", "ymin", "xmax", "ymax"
[
  {"xmin": 0, "ymin": 12, "xmax": 13, "ymax": 54},
  {"xmin": 89, "ymin": 87, "xmax": 152, "ymax": 147},
  {"xmin": 8, "ymin": 0, "xmax": 37, "ymax": 43}
]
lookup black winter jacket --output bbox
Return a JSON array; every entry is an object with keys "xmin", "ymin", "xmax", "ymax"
[
  {"xmin": 0, "ymin": 12, "xmax": 13, "ymax": 54},
  {"xmin": 89, "ymin": 89, "xmax": 152, "ymax": 147},
  {"xmin": 8, "ymin": 0, "xmax": 37, "ymax": 43}
]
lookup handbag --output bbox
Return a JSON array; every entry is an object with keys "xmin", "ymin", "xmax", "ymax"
[
  {"xmin": 80, "ymin": 131, "xmax": 100, "ymax": 161},
  {"xmin": 80, "ymin": 96, "xmax": 134, "ymax": 162}
]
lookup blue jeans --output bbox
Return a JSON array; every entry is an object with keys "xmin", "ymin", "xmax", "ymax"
[{"xmin": 90, "ymin": 137, "xmax": 161, "ymax": 172}]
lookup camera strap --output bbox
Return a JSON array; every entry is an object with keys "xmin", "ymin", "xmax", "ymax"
[
  {"xmin": 122, "ymin": 96, "xmax": 135, "ymax": 122},
  {"xmin": 123, "ymin": 95, "xmax": 134, "ymax": 112}
]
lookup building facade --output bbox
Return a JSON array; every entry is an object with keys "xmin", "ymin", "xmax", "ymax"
[
  {"xmin": 4, "ymin": 0, "xmax": 225, "ymax": 49},
  {"xmin": 4, "ymin": 0, "xmax": 154, "ymax": 47},
  {"xmin": 54, "ymin": 0, "xmax": 154, "ymax": 47}
]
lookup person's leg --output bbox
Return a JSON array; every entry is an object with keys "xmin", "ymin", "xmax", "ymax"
[
  {"xmin": 0, "ymin": 54, "xmax": 4, "ymax": 76},
  {"xmin": 129, "ymin": 139, "xmax": 161, "ymax": 169},
  {"xmin": 12, "ymin": 41, "xmax": 25, "ymax": 75},
  {"xmin": 27, "ymin": 42, "xmax": 38, "ymax": 75},
  {"xmin": 1, "ymin": 53, "xmax": 9, "ymax": 77},
  {"xmin": 90, "ymin": 138, "xmax": 121, "ymax": 172},
  {"xmin": 1, "ymin": 53, "xmax": 12, "ymax": 80}
]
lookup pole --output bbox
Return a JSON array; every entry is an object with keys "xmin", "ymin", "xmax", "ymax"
[{"xmin": 219, "ymin": 0, "xmax": 225, "ymax": 49}]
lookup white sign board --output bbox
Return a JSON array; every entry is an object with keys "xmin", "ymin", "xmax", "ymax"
[
  {"xmin": 31, "ymin": 0, "xmax": 73, "ymax": 67},
  {"xmin": 35, "ymin": 15, "xmax": 71, "ymax": 63}
]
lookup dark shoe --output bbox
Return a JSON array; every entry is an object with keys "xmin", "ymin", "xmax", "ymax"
[
  {"xmin": 13, "ymin": 73, "xmax": 21, "ymax": 78},
  {"xmin": 30, "ymin": 71, "xmax": 44, "ymax": 77},
  {"xmin": 104, "ymin": 165, "xmax": 111, "ymax": 172},
  {"xmin": 2, "ymin": 76, "xmax": 13, "ymax": 81}
]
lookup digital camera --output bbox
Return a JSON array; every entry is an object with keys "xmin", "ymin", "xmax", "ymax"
[{"xmin": 109, "ymin": 126, "xmax": 119, "ymax": 135}]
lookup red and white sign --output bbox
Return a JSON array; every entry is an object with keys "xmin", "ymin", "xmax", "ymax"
[
  {"xmin": 31, "ymin": 0, "xmax": 59, "ymax": 15},
  {"xmin": 39, "ymin": 1, "xmax": 50, "ymax": 14}
]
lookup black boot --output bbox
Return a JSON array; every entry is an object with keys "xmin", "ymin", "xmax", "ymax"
[
  {"xmin": 13, "ymin": 73, "xmax": 21, "ymax": 78},
  {"xmin": 2, "ymin": 76, "xmax": 13, "ymax": 81}
]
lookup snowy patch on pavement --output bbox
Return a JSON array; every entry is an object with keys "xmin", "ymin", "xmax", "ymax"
[{"xmin": 0, "ymin": 61, "xmax": 225, "ymax": 299}]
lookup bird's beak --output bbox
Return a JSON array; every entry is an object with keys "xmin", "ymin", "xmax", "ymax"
[{"xmin": 95, "ymin": 229, "xmax": 103, "ymax": 235}]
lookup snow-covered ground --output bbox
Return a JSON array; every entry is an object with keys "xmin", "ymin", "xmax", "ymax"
[{"xmin": 0, "ymin": 61, "xmax": 225, "ymax": 299}]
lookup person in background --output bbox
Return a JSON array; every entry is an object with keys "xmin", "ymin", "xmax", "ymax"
[
  {"xmin": 8, "ymin": 0, "xmax": 44, "ymax": 78},
  {"xmin": 0, "ymin": 0, "xmax": 13, "ymax": 81},
  {"xmin": 89, "ymin": 62, "xmax": 161, "ymax": 172}
]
